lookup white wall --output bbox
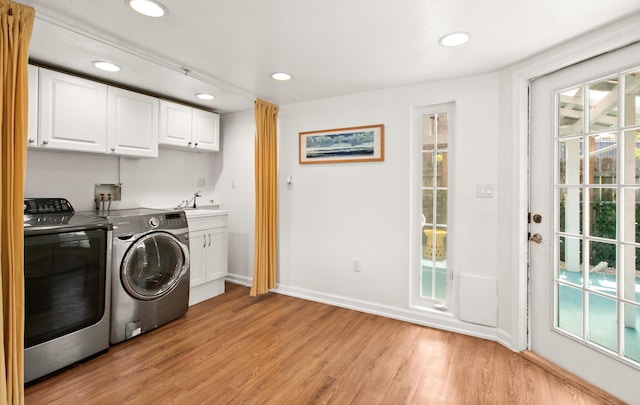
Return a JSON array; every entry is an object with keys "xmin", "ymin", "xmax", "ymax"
[
  {"xmin": 25, "ymin": 147, "xmax": 220, "ymax": 211},
  {"xmin": 20, "ymin": 70, "xmax": 516, "ymax": 349},
  {"xmin": 219, "ymin": 72, "xmax": 508, "ymax": 342},
  {"xmin": 216, "ymin": 110, "xmax": 256, "ymax": 282}
]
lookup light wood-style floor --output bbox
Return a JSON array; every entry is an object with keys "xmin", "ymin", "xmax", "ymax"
[{"xmin": 25, "ymin": 282, "xmax": 620, "ymax": 404}]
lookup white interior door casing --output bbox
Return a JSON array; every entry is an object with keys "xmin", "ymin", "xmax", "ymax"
[{"xmin": 529, "ymin": 42, "xmax": 640, "ymax": 403}]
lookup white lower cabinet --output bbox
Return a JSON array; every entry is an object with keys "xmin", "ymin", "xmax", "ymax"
[{"xmin": 188, "ymin": 212, "xmax": 228, "ymax": 305}]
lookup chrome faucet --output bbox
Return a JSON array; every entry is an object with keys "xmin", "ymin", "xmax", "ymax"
[
  {"xmin": 176, "ymin": 190, "xmax": 202, "ymax": 209},
  {"xmin": 187, "ymin": 190, "xmax": 202, "ymax": 209}
]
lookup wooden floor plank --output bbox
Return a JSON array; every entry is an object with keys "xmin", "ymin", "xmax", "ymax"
[{"xmin": 25, "ymin": 282, "xmax": 620, "ymax": 404}]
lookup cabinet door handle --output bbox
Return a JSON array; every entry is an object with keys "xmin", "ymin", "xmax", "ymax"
[
  {"xmin": 203, "ymin": 236, "xmax": 206, "ymax": 248},
  {"xmin": 208, "ymin": 233, "xmax": 211, "ymax": 247},
  {"xmin": 42, "ymin": 140, "xmax": 49, "ymax": 145}
]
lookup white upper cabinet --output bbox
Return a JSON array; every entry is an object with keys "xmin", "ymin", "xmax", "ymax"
[
  {"xmin": 159, "ymin": 99, "xmax": 219, "ymax": 151},
  {"xmin": 107, "ymin": 87, "xmax": 159, "ymax": 158},
  {"xmin": 192, "ymin": 108, "xmax": 220, "ymax": 151},
  {"xmin": 159, "ymin": 100, "xmax": 192, "ymax": 147},
  {"xmin": 39, "ymin": 68, "xmax": 108, "ymax": 153},
  {"xmin": 27, "ymin": 64, "xmax": 38, "ymax": 148}
]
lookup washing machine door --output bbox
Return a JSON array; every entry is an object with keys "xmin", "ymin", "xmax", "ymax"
[{"xmin": 121, "ymin": 231, "xmax": 189, "ymax": 300}]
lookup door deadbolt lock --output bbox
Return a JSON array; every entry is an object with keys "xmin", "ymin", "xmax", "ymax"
[{"xmin": 532, "ymin": 214, "xmax": 542, "ymax": 223}]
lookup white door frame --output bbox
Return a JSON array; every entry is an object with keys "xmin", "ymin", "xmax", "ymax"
[{"xmin": 505, "ymin": 14, "xmax": 640, "ymax": 351}]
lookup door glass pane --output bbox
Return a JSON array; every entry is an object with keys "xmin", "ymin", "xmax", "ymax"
[
  {"xmin": 589, "ymin": 133, "xmax": 618, "ymax": 184},
  {"xmin": 621, "ymin": 189, "xmax": 640, "ymax": 244},
  {"xmin": 588, "ymin": 241, "xmax": 617, "ymax": 297},
  {"xmin": 589, "ymin": 191, "xmax": 616, "ymax": 239},
  {"xmin": 435, "ymin": 190, "xmax": 447, "ymax": 224},
  {"xmin": 559, "ymin": 187, "xmax": 582, "ymax": 235},
  {"xmin": 422, "ymin": 115, "xmax": 436, "ymax": 149},
  {"xmin": 558, "ymin": 283, "xmax": 583, "ymax": 336},
  {"xmin": 436, "ymin": 151, "xmax": 448, "ymax": 187},
  {"xmin": 622, "ymin": 130, "xmax": 640, "ymax": 185},
  {"xmin": 589, "ymin": 76, "xmax": 619, "ymax": 132},
  {"xmin": 422, "ymin": 152, "xmax": 435, "ymax": 187},
  {"xmin": 623, "ymin": 246, "xmax": 640, "ymax": 304},
  {"xmin": 623, "ymin": 303, "xmax": 640, "ymax": 363},
  {"xmin": 558, "ymin": 137, "xmax": 583, "ymax": 185},
  {"xmin": 559, "ymin": 236, "xmax": 583, "ymax": 277},
  {"xmin": 588, "ymin": 293, "xmax": 618, "ymax": 352},
  {"xmin": 624, "ymin": 69, "xmax": 640, "ymax": 126},
  {"xmin": 422, "ymin": 189, "xmax": 434, "ymax": 225},
  {"xmin": 558, "ymin": 87, "xmax": 584, "ymax": 136}
]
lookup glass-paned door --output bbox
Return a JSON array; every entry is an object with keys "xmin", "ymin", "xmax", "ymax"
[
  {"xmin": 414, "ymin": 102, "xmax": 454, "ymax": 309},
  {"xmin": 530, "ymin": 42, "xmax": 640, "ymax": 401}
]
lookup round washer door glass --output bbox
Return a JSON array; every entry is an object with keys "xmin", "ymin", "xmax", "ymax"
[{"xmin": 121, "ymin": 232, "xmax": 189, "ymax": 300}]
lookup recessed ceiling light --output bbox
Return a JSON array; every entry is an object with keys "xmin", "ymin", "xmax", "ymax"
[
  {"xmin": 438, "ymin": 32, "xmax": 470, "ymax": 47},
  {"xmin": 196, "ymin": 93, "xmax": 215, "ymax": 100},
  {"xmin": 127, "ymin": 0, "xmax": 166, "ymax": 17},
  {"xmin": 271, "ymin": 72, "xmax": 292, "ymax": 81},
  {"xmin": 93, "ymin": 61, "xmax": 121, "ymax": 72}
]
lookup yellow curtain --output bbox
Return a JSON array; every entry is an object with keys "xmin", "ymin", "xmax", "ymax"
[
  {"xmin": 251, "ymin": 99, "xmax": 279, "ymax": 296},
  {"xmin": 0, "ymin": 1, "xmax": 34, "ymax": 403}
]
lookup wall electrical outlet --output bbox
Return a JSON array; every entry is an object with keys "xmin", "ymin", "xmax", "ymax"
[
  {"xmin": 197, "ymin": 177, "xmax": 206, "ymax": 187},
  {"xmin": 353, "ymin": 259, "xmax": 361, "ymax": 272}
]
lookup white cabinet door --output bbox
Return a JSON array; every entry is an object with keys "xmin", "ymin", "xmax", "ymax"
[
  {"xmin": 27, "ymin": 65, "xmax": 38, "ymax": 148},
  {"xmin": 189, "ymin": 228, "xmax": 228, "ymax": 286},
  {"xmin": 206, "ymin": 227, "xmax": 228, "ymax": 280},
  {"xmin": 189, "ymin": 230, "xmax": 207, "ymax": 287},
  {"xmin": 188, "ymin": 214, "xmax": 229, "ymax": 288},
  {"xmin": 192, "ymin": 109, "xmax": 220, "ymax": 151},
  {"xmin": 107, "ymin": 87, "xmax": 159, "ymax": 158},
  {"xmin": 159, "ymin": 100, "xmax": 220, "ymax": 151},
  {"xmin": 39, "ymin": 69, "xmax": 107, "ymax": 153},
  {"xmin": 159, "ymin": 100, "xmax": 192, "ymax": 148}
]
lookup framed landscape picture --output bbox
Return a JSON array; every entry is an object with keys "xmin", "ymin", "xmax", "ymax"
[{"xmin": 299, "ymin": 124, "xmax": 384, "ymax": 164}]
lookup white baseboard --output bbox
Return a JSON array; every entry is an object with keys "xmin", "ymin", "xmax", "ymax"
[
  {"xmin": 224, "ymin": 275, "xmax": 516, "ymax": 349},
  {"xmin": 225, "ymin": 274, "xmax": 252, "ymax": 287},
  {"xmin": 273, "ymin": 283, "xmax": 501, "ymax": 343}
]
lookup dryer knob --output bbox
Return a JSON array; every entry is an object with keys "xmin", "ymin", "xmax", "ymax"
[{"xmin": 149, "ymin": 217, "xmax": 160, "ymax": 228}]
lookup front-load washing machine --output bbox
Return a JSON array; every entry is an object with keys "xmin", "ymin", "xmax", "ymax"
[{"xmin": 104, "ymin": 208, "xmax": 190, "ymax": 344}]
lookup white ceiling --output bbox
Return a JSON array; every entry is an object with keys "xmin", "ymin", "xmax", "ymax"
[{"xmin": 20, "ymin": 0, "xmax": 640, "ymax": 114}]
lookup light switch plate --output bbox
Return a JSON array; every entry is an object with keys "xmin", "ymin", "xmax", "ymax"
[{"xmin": 476, "ymin": 182, "xmax": 494, "ymax": 198}]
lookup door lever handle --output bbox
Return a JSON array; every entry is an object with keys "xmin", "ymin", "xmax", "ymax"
[{"xmin": 529, "ymin": 233, "xmax": 544, "ymax": 244}]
